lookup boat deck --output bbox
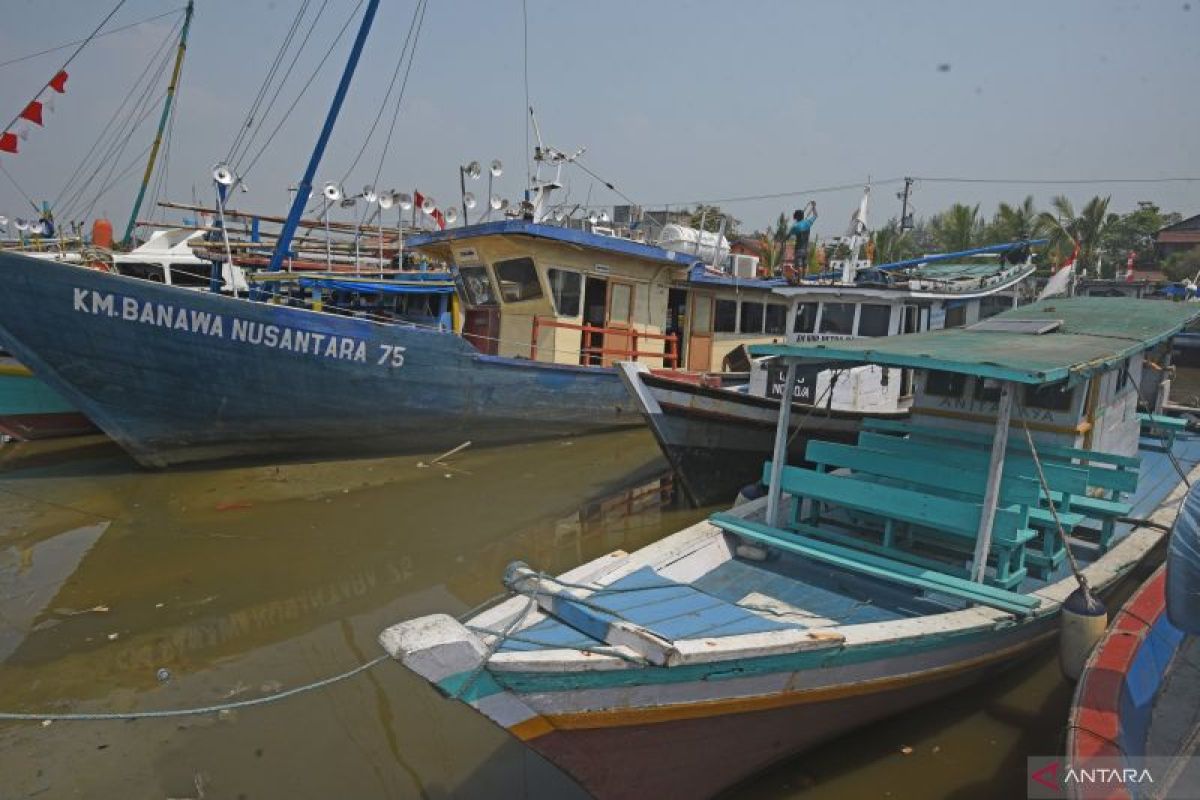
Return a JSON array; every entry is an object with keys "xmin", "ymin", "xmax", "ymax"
[{"xmin": 496, "ymin": 434, "xmax": 1200, "ymax": 653}]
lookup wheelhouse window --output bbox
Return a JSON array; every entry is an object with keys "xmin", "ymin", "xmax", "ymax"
[
  {"xmin": 979, "ymin": 295, "xmax": 1012, "ymax": 320},
  {"xmin": 857, "ymin": 304, "xmax": 891, "ymax": 337},
  {"xmin": 609, "ymin": 282, "xmax": 633, "ymax": 324},
  {"xmin": 1024, "ymin": 381, "xmax": 1074, "ymax": 411},
  {"xmin": 547, "ymin": 268, "xmax": 582, "ymax": 317},
  {"xmin": 765, "ymin": 304, "xmax": 787, "ymax": 335},
  {"xmin": 818, "ymin": 302, "xmax": 855, "ymax": 335},
  {"xmin": 924, "ymin": 370, "xmax": 967, "ymax": 397},
  {"xmin": 739, "ymin": 301, "xmax": 764, "ymax": 334},
  {"xmin": 714, "ymin": 299, "xmax": 738, "ymax": 333},
  {"xmin": 944, "ymin": 304, "xmax": 967, "ymax": 329},
  {"xmin": 793, "ymin": 302, "xmax": 818, "ymax": 334},
  {"xmin": 457, "ymin": 265, "xmax": 498, "ymax": 306},
  {"xmin": 493, "ymin": 257, "xmax": 543, "ymax": 303}
]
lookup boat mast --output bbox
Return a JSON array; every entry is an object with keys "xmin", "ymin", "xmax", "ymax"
[
  {"xmin": 122, "ymin": 0, "xmax": 194, "ymax": 247},
  {"xmin": 267, "ymin": 0, "xmax": 382, "ymax": 273}
]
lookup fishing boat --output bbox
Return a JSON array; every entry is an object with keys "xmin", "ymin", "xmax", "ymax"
[
  {"xmin": 1064, "ymin": 484, "xmax": 1200, "ymax": 799},
  {"xmin": 619, "ymin": 239, "xmax": 1041, "ymax": 506},
  {"xmin": 381, "ymin": 297, "xmax": 1200, "ymax": 799},
  {"xmin": 0, "ymin": 351, "xmax": 95, "ymax": 440}
]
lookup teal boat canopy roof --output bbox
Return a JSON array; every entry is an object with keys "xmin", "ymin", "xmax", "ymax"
[{"xmin": 750, "ymin": 297, "xmax": 1200, "ymax": 385}]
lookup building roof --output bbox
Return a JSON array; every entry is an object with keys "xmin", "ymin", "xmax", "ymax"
[{"xmin": 750, "ymin": 297, "xmax": 1200, "ymax": 385}]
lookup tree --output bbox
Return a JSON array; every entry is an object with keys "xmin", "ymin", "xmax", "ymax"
[
  {"xmin": 930, "ymin": 203, "xmax": 981, "ymax": 252},
  {"xmin": 1098, "ymin": 203, "xmax": 1182, "ymax": 271},
  {"xmin": 687, "ymin": 204, "xmax": 740, "ymax": 239},
  {"xmin": 986, "ymin": 196, "xmax": 1046, "ymax": 243},
  {"xmin": 1162, "ymin": 248, "xmax": 1200, "ymax": 283},
  {"xmin": 1037, "ymin": 195, "xmax": 1112, "ymax": 276},
  {"xmin": 871, "ymin": 219, "xmax": 918, "ymax": 264}
]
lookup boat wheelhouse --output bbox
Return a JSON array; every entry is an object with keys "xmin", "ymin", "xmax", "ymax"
[{"xmin": 382, "ymin": 297, "xmax": 1200, "ymax": 800}]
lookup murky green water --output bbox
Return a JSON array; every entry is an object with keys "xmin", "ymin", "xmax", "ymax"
[{"xmin": 0, "ymin": 389, "xmax": 1175, "ymax": 799}]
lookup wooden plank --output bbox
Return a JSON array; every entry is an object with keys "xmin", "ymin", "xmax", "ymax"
[{"xmin": 710, "ymin": 513, "xmax": 1039, "ymax": 615}]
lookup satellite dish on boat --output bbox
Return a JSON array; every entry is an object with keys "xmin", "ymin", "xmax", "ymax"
[
  {"xmin": 490, "ymin": 159, "xmax": 503, "ymax": 178},
  {"xmin": 396, "ymin": 192, "xmax": 413, "ymax": 211},
  {"xmin": 323, "ymin": 183, "xmax": 343, "ymax": 202},
  {"xmin": 362, "ymin": 185, "xmax": 378, "ymax": 203},
  {"xmin": 465, "ymin": 161, "xmax": 481, "ymax": 180},
  {"xmin": 444, "ymin": 207, "xmax": 459, "ymax": 224},
  {"xmin": 212, "ymin": 163, "xmax": 235, "ymax": 186},
  {"xmin": 463, "ymin": 192, "xmax": 477, "ymax": 210},
  {"xmin": 421, "ymin": 196, "xmax": 436, "ymax": 214},
  {"xmin": 378, "ymin": 192, "xmax": 395, "ymax": 210}
]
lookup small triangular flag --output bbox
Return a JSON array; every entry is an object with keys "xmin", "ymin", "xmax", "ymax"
[
  {"xmin": 16, "ymin": 125, "xmax": 29, "ymax": 141},
  {"xmin": 49, "ymin": 70, "xmax": 68, "ymax": 93},
  {"xmin": 0, "ymin": 132, "xmax": 17, "ymax": 154},
  {"xmin": 20, "ymin": 101, "xmax": 43, "ymax": 126}
]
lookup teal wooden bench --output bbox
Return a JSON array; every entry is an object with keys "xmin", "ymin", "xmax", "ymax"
[
  {"xmin": 761, "ymin": 462, "xmax": 1034, "ymax": 588},
  {"xmin": 1138, "ymin": 412, "xmax": 1187, "ymax": 452},
  {"xmin": 805, "ymin": 440, "xmax": 1076, "ymax": 578},
  {"xmin": 710, "ymin": 512, "xmax": 1040, "ymax": 617},
  {"xmin": 857, "ymin": 430, "xmax": 1132, "ymax": 551}
]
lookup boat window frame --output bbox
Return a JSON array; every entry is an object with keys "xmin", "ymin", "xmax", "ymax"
[
  {"xmin": 765, "ymin": 303, "xmax": 787, "ymax": 335},
  {"xmin": 739, "ymin": 300, "xmax": 765, "ymax": 334},
  {"xmin": 793, "ymin": 301, "xmax": 819, "ymax": 334},
  {"xmin": 714, "ymin": 298, "xmax": 738, "ymax": 333},
  {"xmin": 493, "ymin": 256, "xmax": 546, "ymax": 304},
  {"xmin": 817, "ymin": 301, "xmax": 856, "ymax": 335},
  {"xmin": 456, "ymin": 264, "xmax": 500, "ymax": 307},
  {"xmin": 546, "ymin": 267, "xmax": 583, "ymax": 318},
  {"xmin": 857, "ymin": 303, "xmax": 891, "ymax": 337}
]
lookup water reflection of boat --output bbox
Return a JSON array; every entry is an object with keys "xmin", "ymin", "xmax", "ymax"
[
  {"xmin": 0, "ymin": 352, "xmax": 96, "ymax": 441},
  {"xmin": 385, "ymin": 298, "xmax": 1200, "ymax": 799}
]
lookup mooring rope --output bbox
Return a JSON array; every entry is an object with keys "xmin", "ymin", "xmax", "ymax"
[{"xmin": 0, "ymin": 654, "xmax": 389, "ymax": 723}]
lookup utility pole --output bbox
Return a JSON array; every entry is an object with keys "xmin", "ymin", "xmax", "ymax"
[{"xmin": 898, "ymin": 177, "xmax": 914, "ymax": 231}]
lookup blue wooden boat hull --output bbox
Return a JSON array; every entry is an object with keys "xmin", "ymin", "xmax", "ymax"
[{"xmin": 0, "ymin": 251, "xmax": 639, "ymax": 467}]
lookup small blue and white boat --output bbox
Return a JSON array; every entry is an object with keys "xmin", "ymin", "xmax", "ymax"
[{"xmin": 382, "ymin": 297, "xmax": 1200, "ymax": 799}]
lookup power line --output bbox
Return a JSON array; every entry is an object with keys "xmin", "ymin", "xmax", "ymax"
[
  {"xmin": 649, "ymin": 178, "xmax": 901, "ymax": 208},
  {"xmin": 916, "ymin": 175, "xmax": 1200, "ymax": 186},
  {"xmin": 0, "ymin": 7, "xmax": 184, "ymax": 69}
]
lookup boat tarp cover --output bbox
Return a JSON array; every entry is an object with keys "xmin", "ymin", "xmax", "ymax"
[
  {"xmin": 296, "ymin": 277, "xmax": 456, "ymax": 294},
  {"xmin": 1168, "ymin": 481, "xmax": 1200, "ymax": 634},
  {"xmin": 750, "ymin": 297, "xmax": 1200, "ymax": 385}
]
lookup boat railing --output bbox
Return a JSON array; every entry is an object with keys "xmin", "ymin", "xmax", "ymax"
[{"xmin": 530, "ymin": 316, "xmax": 679, "ymax": 367}]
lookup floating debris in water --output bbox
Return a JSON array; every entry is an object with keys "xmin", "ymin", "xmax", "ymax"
[
  {"xmin": 900, "ymin": 745, "xmax": 913, "ymax": 755},
  {"xmin": 156, "ymin": 668, "xmax": 171, "ymax": 683}
]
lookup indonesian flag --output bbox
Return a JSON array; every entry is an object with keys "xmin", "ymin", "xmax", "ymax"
[
  {"xmin": 0, "ymin": 133, "xmax": 16, "ymax": 154},
  {"xmin": 1125, "ymin": 251, "xmax": 1136, "ymax": 282},
  {"xmin": 49, "ymin": 71, "xmax": 68, "ymax": 93},
  {"xmin": 1037, "ymin": 240, "xmax": 1079, "ymax": 300},
  {"xmin": 20, "ymin": 101, "xmax": 43, "ymax": 126},
  {"xmin": 413, "ymin": 191, "xmax": 446, "ymax": 230}
]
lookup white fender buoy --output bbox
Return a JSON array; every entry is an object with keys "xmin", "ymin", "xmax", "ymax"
[{"xmin": 1060, "ymin": 586, "xmax": 1108, "ymax": 681}]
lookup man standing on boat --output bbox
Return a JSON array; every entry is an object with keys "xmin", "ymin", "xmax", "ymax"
[{"xmin": 784, "ymin": 202, "xmax": 817, "ymax": 283}]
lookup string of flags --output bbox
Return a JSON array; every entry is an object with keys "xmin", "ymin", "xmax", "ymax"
[{"xmin": 0, "ymin": 70, "xmax": 69, "ymax": 155}]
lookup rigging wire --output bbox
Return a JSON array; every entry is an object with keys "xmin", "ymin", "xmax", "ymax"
[
  {"xmin": 2, "ymin": 0, "xmax": 129, "ymax": 134},
  {"xmin": 231, "ymin": 0, "xmax": 330, "ymax": 174},
  {"xmin": 239, "ymin": 1, "xmax": 364, "ymax": 181},
  {"xmin": 226, "ymin": 0, "xmax": 313, "ymax": 165},
  {"xmin": 522, "ymin": 0, "xmax": 531, "ymax": 192},
  {"xmin": 52, "ymin": 15, "xmax": 183, "ymax": 213},
  {"xmin": 338, "ymin": 0, "xmax": 428, "ymax": 190},
  {"xmin": 0, "ymin": 6, "xmax": 184, "ymax": 70}
]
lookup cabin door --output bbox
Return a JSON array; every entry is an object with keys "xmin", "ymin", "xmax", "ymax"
[
  {"xmin": 581, "ymin": 277, "xmax": 608, "ymax": 365},
  {"xmin": 687, "ymin": 292, "xmax": 714, "ymax": 371},
  {"xmin": 899, "ymin": 304, "xmax": 920, "ymax": 396},
  {"xmin": 462, "ymin": 308, "xmax": 500, "ymax": 355},
  {"xmin": 602, "ymin": 280, "xmax": 635, "ymax": 367}
]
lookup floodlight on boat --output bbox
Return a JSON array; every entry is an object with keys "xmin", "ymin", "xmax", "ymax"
[
  {"xmin": 378, "ymin": 191, "xmax": 395, "ymax": 210},
  {"xmin": 15, "ymin": 219, "xmax": 29, "ymax": 231},
  {"xmin": 599, "ymin": 211, "xmax": 610, "ymax": 223},
  {"xmin": 421, "ymin": 196, "xmax": 437, "ymax": 214},
  {"xmin": 489, "ymin": 194, "xmax": 503, "ymax": 211},
  {"xmin": 0, "ymin": 215, "xmax": 7, "ymax": 227},
  {"xmin": 490, "ymin": 159, "xmax": 503, "ymax": 178},
  {"xmin": 212, "ymin": 163, "xmax": 235, "ymax": 186},
  {"xmin": 322, "ymin": 183, "xmax": 343, "ymax": 202},
  {"xmin": 463, "ymin": 192, "xmax": 477, "ymax": 210},
  {"xmin": 362, "ymin": 185, "xmax": 378, "ymax": 203},
  {"xmin": 396, "ymin": 192, "xmax": 413, "ymax": 211},
  {"xmin": 587, "ymin": 211, "xmax": 599, "ymax": 224},
  {"xmin": 552, "ymin": 210, "xmax": 564, "ymax": 222},
  {"xmin": 444, "ymin": 207, "xmax": 459, "ymax": 224},
  {"xmin": 464, "ymin": 161, "xmax": 481, "ymax": 180},
  {"xmin": 30, "ymin": 221, "xmax": 45, "ymax": 235}
]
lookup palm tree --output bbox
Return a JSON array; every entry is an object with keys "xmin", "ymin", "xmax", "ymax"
[
  {"xmin": 1037, "ymin": 195, "xmax": 1111, "ymax": 275},
  {"xmin": 988, "ymin": 195, "xmax": 1045, "ymax": 243},
  {"xmin": 931, "ymin": 203, "xmax": 981, "ymax": 252},
  {"xmin": 871, "ymin": 219, "xmax": 915, "ymax": 264},
  {"xmin": 758, "ymin": 232, "xmax": 783, "ymax": 276}
]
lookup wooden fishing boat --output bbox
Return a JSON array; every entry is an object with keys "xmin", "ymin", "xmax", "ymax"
[
  {"xmin": 0, "ymin": 352, "xmax": 95, "ymax": 440},
  {"xmin": 1064, "ymin": 482, "xmax": 1200, "ymax": 799},
  {"xmin": 618, "ymin": 240, "xmax": 1041, "ymax": 506},
  {"xmin": 382, "ymin": 297, "xmax": 1200, "ymax": 799}
]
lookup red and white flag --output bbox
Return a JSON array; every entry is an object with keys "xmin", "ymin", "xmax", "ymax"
[
  {"xmin": 1124, "ymin": 251, "xmax": 1136, "ymax": 282},
  {"xmin": 2, "ymin": 70, "xmax": 69, "ymax": 157}
]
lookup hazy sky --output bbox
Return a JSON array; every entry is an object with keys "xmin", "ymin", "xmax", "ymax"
[{"xmin": 1, "ymin": 0, "xmax": 1197, "ymax": 238}]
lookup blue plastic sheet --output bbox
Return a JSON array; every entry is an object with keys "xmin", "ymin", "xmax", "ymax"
[{"xmin": 1167, "ymin": 481, "xmax": 1200, "ymax": 633}]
